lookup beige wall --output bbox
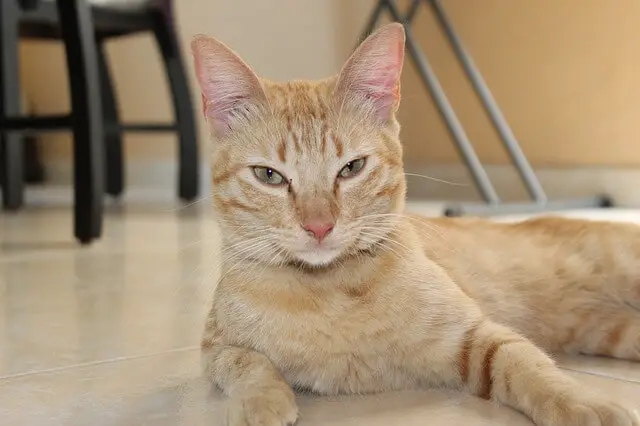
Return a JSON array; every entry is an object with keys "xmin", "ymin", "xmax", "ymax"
[
  {"xmin": 20, "ymin": 0, "xmax": 343, "ymax": 162},
  {"xmin": 19, "ymin": 0, "xmax": 640, "ymax": 168}
]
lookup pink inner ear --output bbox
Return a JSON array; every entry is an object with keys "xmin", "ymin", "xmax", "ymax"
[
  {"xmin": 194, "ymin": 54, "xmax": 231, "ymax": 125},
  {"xmin": 359, "ymin": 65, "xmax": 402, "ymax": 120},
  {"xmin": 337, "ymin": 25, "xmax": 405, "ymax": 120},
  {"xmin": 364, "ymin": 63, "xmax": 401, "ymax": 115},
  {"xmin": 191, "ymin": 36, "xmax": 265, "ymax": 135},
  {"xmin": 193, "ymin": 53, "xmax": 216, "ymax": 120},
  {"xmin": 202, "ymin": 90, "xmax": 253, "ymax": 133}
]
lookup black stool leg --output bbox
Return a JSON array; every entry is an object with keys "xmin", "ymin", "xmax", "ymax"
[
  {"xmin": 97, "ymin": 37, "xmax": 124, "ymax": 198},
  {"xmin": 57, "ymin": 0, "xmax": 104, "ymax": 244},
  {"xmin": 0, "ymin": 1, "xmax": 24, "ymax": 210},
  {"xmin": 152, "ymin": 10, "xmax": 199, "ymax": 202}
]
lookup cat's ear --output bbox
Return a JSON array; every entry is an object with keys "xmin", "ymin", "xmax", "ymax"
[
  {"xmin": 335, "ymin": 23, "xmax": 405, "ymax": 121},
  {"xmin": 191, "ymin": 35, "xmax": 267, "ymax": 135}
]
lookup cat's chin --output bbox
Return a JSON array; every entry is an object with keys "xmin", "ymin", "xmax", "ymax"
[{"xmin": 293, "ymin": 248, "xmax": 343, "ymax": 268}]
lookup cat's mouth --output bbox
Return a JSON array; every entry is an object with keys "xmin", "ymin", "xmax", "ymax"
[
  {"xmin": 290, "ymin": 231, "xmax": 384, "ymax": 268},
  {"xmin": 288, "ymin": 236, "xmax": 383, "ymax": 270}
]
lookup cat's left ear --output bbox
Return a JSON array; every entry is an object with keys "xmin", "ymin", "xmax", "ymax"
[
  {"xmin": 191, "ymin": 35, "xmax": 267, "ymax": 136},
  {"xmin": 335, "ymin": 23, "xmax": 405, "ymax": 122}
]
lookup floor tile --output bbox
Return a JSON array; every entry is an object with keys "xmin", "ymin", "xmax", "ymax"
[
  {"xmin": 0, "ymin": 212, "xmax": 220, "ymax": 376},
  {"xmin": 559, "ymin": 355, "xmax": 640, "ymax": 385},
  {"xmin": 0, "ymin": 349, "xmax": 212, "ymax": 426},
  {"xmin": 1, "ymin": 198, "xmax": 639, "ymax": 425},
  {"xmin": 564, "ymin": 370, "xmax": 640, "ymax": 409},
  {"xmin": 0, "ymin": 347, "xmax": 534, "ymax": 426},
  {"xmin": 2, "ymin": 349, "xmax": 638, "ymax": 426}
]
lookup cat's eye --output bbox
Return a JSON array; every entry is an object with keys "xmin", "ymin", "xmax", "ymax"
[
  {"xmin": 252, "ymin": 166, "xmax": 287, "ymax": 186},
  {"xmin": 338, "ymin": 158, "xmax": 366, "ymax": 179}
]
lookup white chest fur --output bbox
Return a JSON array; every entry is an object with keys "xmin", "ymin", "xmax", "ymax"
[{"xmin": 215, "ymin": 276, "xmax": 465, "ymax": 394}]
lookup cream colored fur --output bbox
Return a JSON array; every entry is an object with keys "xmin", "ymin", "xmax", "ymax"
[{"xmin": 191, "ymin": 24, "xmax": 640, "ymax": 426}]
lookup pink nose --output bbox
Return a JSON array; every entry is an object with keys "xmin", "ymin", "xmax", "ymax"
[{"xmin": 302, "ymin": 221, "xmax": 334, "ymax": 241}]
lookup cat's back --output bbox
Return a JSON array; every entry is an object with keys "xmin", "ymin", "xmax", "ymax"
[
  {"xmin": 405, "ymin": 213, "xmax": 640, "ymax": 346},
  {"xmin": 407, "ymin": 213, "xmax": 640, "ymax": 279}
]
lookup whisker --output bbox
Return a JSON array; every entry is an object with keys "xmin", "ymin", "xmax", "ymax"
[
  {"xmin": 358, "ymin": 230, "xmax": 409, "ymax": 253},
  {"xmin": 404, "ymin": 172, "xmax": 467, "ymax": 187},
  {"xmin": 356, "ymin": 212, "xmax": 449, "ymax": 238},
  {"xmin": 220, "ymin": 242, "xmax": 275, "ymax": 281},
  {"xmin": 177, "ymin": 237, "xmax": 222, "ymax": 253},
  {"xmin": 202, "ymin": 238, "xmax": 275, "ymax": 277},
  {"xmin": 165, "ymin": 193, "xmax": 214, "ymax": 212},
  {"xmin": 223, "ymin": 235, "xmax": 274, "ymax": 253},
  {"xmin": 222, "ymin": 240, "xmax": 274, "ymax": 266},
  {"xmin": 357, "ymin": 232, "xmax": 404, "ymax": 258}
]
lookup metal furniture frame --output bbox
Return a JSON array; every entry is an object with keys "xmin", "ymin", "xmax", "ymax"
[
  {"xmin": 0, "ymin": 0, "xmax": 200, "ymax": 243},
  {"xmin": 1, "ymin": 0, "xmax": 104, "ymax": 243},
  {"xmin": 361, "ymin": 0, "xmax": 611, "ymax": 216}
]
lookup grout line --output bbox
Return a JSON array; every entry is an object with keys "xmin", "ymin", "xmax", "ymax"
[
  {"xmin": 0, "ymin": 346, "xmax": 199, "ymax": 384},
  {"xmin": 560, "ymin": 366, "xmax": 640, "ymax": 385},
  {"xmin": 0, "ymin": 239, "xmax": 221, "ymax": 264}
]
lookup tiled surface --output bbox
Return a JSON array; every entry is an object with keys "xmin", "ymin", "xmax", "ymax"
[{"xmin": 1, "ymin": 199, "xmax": 639, "ymax": 425}]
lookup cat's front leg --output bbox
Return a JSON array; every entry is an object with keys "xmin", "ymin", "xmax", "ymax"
[
  {"xmin": 202, "ymin": 341, "xmax": 298, "ymax": 426},
  {"xmin": 456, "ymin": 319, "xmax": 638, "ymax": 426}
]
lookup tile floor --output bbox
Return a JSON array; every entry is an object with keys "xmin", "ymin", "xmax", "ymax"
[{"xmin": 1, "ymin": 197, "xmax": 639, "ymax": 425}]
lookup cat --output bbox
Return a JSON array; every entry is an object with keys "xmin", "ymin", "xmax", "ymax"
[{"xmin": 191, "ymin": 23, "xmax": 640, "ymax": 426}]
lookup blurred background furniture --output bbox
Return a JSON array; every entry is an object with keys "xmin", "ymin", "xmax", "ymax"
[
  {"xmin": 0, "ymin": 0, "xmax": 199, "ymax": 243},
  {"xmin": 83, "ymin": 0, "xmax": 199, "ymax": 201},
  {"xmin": 361, "ymin": 0, "xmax": 612, "ymax": 217},
  {"xmin": 1, "ymin": 0, "xmax": 104, "ymax": 243},
  {"xmin": 0, "ymin": 90, "xmax": 45, "ymax": 187}
]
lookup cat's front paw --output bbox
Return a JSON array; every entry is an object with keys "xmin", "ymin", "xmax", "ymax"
[
  {"xmin": 538, "ymin": 396, "xmax": 639, "ymax": 426},
  {"xmin": 224, "ymin": 388, "xmax": 298, "ymax": 426}
]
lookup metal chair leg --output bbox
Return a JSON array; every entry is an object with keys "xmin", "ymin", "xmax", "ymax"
[
  {"xmin": 427, "ymin": 0, "xmax": 546, "ymax": 203},
  {"xmin": 360, "ymin": 0, "xmax": 612, "ymax": 216},
  {"xmin": 57, "ymin": 0, "xmax": 105, "ymax": 243},
  {"xmin": 382, "ymin": 0, "xmax": 500, "ymax": 204},
  {"xmin": 0, "ymin": 0, "xmax": 24, "ymax": 211},
  {"xmin": 97, "ymin": 37, "xmax": 124, "ymax": 198},
  {"xmin": 152, "ymin": 10, "xmax": 199, "ymax": 202}
]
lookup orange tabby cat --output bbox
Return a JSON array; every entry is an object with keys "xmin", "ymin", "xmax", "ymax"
[{"xmin": 191, "ymin": 24, "xmax": 639, "ymax": 426}]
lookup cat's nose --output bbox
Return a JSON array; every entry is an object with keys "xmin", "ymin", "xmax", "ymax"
[{"xmin": 302, "ymin": 221, "xmax": 334, "ymax": 242}]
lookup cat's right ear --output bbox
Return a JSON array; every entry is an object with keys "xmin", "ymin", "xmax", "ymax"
[
  {"xmin": 191, "ymin": 35, "xmax": 267, "ymax": 136},
  {"xmin": 335, "ymin": 23, "xmax": 405, "ymax": 122}
]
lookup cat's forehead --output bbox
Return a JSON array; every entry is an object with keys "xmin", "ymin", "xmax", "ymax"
[
  {"xmin": 251, "ymin": 79, "xmax": 379, "ymax": 163},
  {"xmin": 262, "ymin": 79, "xmax": 336, "ymax": 125},
  {"xmin": 258, "ymin": 79, "xmax": 365, "ymax": 163}
]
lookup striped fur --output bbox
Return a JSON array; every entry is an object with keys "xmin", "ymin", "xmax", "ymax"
[{"xmin": 192, "ymin": 24, "xmax": 639, "ymax": 426}]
